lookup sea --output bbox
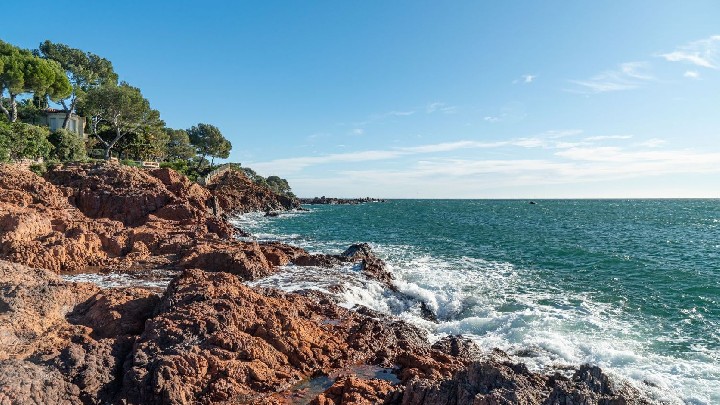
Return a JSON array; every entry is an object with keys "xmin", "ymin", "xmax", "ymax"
[{"xmin": 234, "ymin": 199, "xmax": 720, "ymax": 405}]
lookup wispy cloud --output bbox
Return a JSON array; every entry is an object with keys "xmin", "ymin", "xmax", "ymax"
[
  {"xmin": 352, "ymin": 128, "xmax": 364, "ymax": 135},
  {"xmin": 661, "ymin": 35, "xmax": 720, "ymax": 69},
  {"xmin": 569, "ymin": 62, "xmax": 654, "ymax": 93},
  {"xmin": 399, "ymin": 140, "xmax": 507, "ymax": 153},
  {"xmin": 250, "ymin": 129, "xmax": 605, "ymax": 173},
  {"xmin": 635, "ymin": 138, "xmax": 666, "ymax": 148},
  {"xmin": 583, "ymin": 135, "xmax": 633, "ymax": 141},
  {"xmin": 253, "ymin": 131, "xmax": 720, "ymax": 197},
  {"xmin": 382, "ymin": 110, "xmax": 415, "ymax": 117},
  {"xmin": 512, "ymin": 74, "xmax": 536, "ymax": 84},
  {"xmin": 318, "ymin": 146, "xmax": 720, "ymax": 197},
  {"xmin": 683, "ymin": 70, "xmax": 700, "ymax": 79},
  {"xmin": 426, "ymin": 102, "xmax": 457, "ymax": 114}
]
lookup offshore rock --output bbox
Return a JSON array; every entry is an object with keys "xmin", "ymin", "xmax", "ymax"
[{"xmin": 340, "ymin": 243, "xmax": 396, "ymax": 290}]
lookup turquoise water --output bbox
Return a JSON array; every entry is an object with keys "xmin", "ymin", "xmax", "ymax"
[{"xmin": 237, "ymin": 200, "xmax": 720, "ymax": 404}]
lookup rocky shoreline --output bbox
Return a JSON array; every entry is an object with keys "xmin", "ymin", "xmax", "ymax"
[
  {"xmin": 0, "ymin": 163, "xmax": 653, "ymax": 404},
  {"xmin": 299, "ymin": 196, "xmax": 386, "ymax": 205}
]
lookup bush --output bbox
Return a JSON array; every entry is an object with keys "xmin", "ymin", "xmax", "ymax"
[
  {"xmin": 160, "ymin": 159, "xmax": 199, "ymax": 181},
  {"xmin": 0, "ymin": 122, "xmax": 52, "ymax": 162},
  {"xmin": 48, "ymin": 129, "xmax": 87, "ymax": 162},
  {"xmin": 121, "ymin": 159, "xmax": 141, "ymax": 167}
]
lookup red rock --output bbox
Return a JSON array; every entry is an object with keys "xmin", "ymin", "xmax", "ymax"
[
  {"xmin": 310, "ymin": 376, "xmax": 401, "ymax": 405},
  {"xmin": 205, "ymin": 169, "xmax": 299, "ymax": 214}
]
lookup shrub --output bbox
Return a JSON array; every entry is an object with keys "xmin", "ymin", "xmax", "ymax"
[
  {"xmin": 48, "ymin": 129, "xmax": 87, "ymax": 162},
  {"xmin": 0, "ymin": 122, "xmax": 52, "ymax": 162},
  {"xmin": 121, "ymin": 159, "xmax": 141, "ymax": 167}
]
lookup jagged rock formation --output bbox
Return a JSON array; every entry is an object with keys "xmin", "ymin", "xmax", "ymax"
[
  {"xmin": 0, "ymin": 164, "xmax": 304, "ymax": 274},
  {"xmin": 204, "ymin": 169, "xmax": 300, "ymax": 213}
]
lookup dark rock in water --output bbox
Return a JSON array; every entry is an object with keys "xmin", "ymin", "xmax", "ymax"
[
  {"xmin": 529, "ymin": 201, "xmax": 537, "ymax": 205},
  {"xmin": 431, "ymin": 335, "xmax": 482, "ymax": 361},
  {"xmin": 264, "ymin": 210, "xmax": 280, "ymax": 217},
  {"xmin": 340, "ymin": 243, "xmax": 375, "ymax": 260},
  {"xmin": 338, "ymin": 243, "xmax": 396, "ymax": 291},
  {"xmin": 419, "ymin": 301, "xmax": 438, "ymax": 322}
]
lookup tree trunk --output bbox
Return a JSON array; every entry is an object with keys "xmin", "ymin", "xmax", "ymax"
[
  {"xmin": 9, "ymin": 94, "xmax": 18, "ymax": 123},
  {"xmin": 0, "ymin": 101, "xmax": 9, "ymax": 122},
  {"xmin": 196, "ymin": 153, "xmax": 207, "ymax": 170},
  {"xmin": 104, "ymin": 128, "xmax": 124, "ymax": 160},
  {"xmin": 61, "ymin": 98, "xmax": 77, "ymax": 130}
]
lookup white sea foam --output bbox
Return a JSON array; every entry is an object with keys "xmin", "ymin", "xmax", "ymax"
[{"xmin": 62, "ymin": 270, "xmax": 175, "ymax": 289}]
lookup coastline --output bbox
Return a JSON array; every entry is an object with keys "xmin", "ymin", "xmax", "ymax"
[{"xmin": 0, "ymin": 163, "xmax": 654, "ymax": 404}]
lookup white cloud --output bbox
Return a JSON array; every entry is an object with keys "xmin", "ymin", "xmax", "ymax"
[
  {"xmin": 251, "ymin": 149, "xmax": 405, "ymax": 173},
  {"xmin": 250, "ymin": 130, "xmax": 614, "ymax": 174},
  {"xmin": 684, "ymin": 70, "xmax": 700, "ymax": 79},
  {"xmin": 523, "ymin": 74, "xmax": 536, "ymax": 83},
  {"xmin": 484, "ymin": 116, "xmax": 500, "ymax": 123},
  {"xmin": 543, "ymin": 129, "xmax": 584, "ymax": 138},
  {"xmin": 352, "ymin": 128, "xmax": 364, "ymax": 135},
  {"xmin": 512, "ymin": 138, "xmax": 546, "ymax": 148},
  {"xmin": 399, "ymin": 140, "xmax": 507, "ymax": 153},
  {"xmin": 661, "ymin": 35, "xmax": 720, "ymax": 69},
  {"xmin": 382, "ymin": 110, "xmax": 415, "ymax": 117},
  {"xmin": 426, "ymin": 102, "xmax": 457, "ymax": 114},
  {"xmin": 583, "ymin": 135, "xmax": 633, "ymax": 141},
  {"xmin": 635, "ymin": 138, "xmax": 666, "ymax": 148},
  {"xmin": 253, "ymin": 133, "xmax": 720, "ymax": 197},
  {"xmin": 569, "ymin": 62, "xmax": 654, "ymax": 93}
]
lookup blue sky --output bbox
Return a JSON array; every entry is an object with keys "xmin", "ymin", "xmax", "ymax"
[{"xmin": 4, "ymin": 1, "xmax": 720, "ymax": 197}]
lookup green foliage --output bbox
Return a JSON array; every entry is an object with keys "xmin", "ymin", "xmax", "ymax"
[
  {"xmin": 0, "ymin": 40, "xmax": 71, "ymax": 122},
  {"xmin": 29, "ymin": 163, "xmax": 48, "ymax": 176},
  {"xmin": 187, "ymin": 123, "xmax": 231, "ymax": 168},
  {"xmin": 36, "ymin": 40, "xmax": 118, "ymax": 129},
  {"xmin": 48, "ymin": 129, "xmax": 86, "ymax": 161},
  {"xmin": 114, "ymin": 124, "xmax": 169, "ymax": 161},
  {"xmin": 120, "ymin": 159, "xmax": 141, "ymax": 167},
  {"xmin": 165, "ymin": 128, "xmax": 195, "ymax": 161},
  {"xmin": 237, "ymin": 166, "xmax": 295, "ymax": 198},
  {"xmin": 160, "ymin": 159, "xmax": 201, "ymax": 181},
  {"xmin": 266, "ymin": 175, "xmax": 295, "ymax": 197},
  {"xmin": 0, "ymin": 122, "xmax": 52, "ymax": 162},
  {"xmin": 81, "ymin": 82, "xmax": 163, "ymax": 159}
]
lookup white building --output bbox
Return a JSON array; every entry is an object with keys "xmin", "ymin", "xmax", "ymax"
[{"xmin": 41, "ymin": 109, "xmax": 86, "ymax": 138}]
